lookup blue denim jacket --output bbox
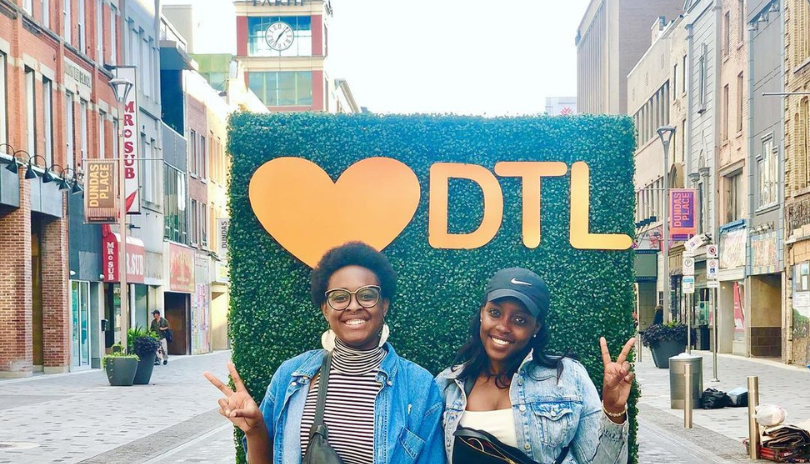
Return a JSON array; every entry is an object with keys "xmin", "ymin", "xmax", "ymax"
[
  {"xmin": 250, "ymin": 343, "xmax": 445, "ymax": 464},
  {"xmin": 435, "ymin": 356, "xmax": 628, "ymax": 464}
]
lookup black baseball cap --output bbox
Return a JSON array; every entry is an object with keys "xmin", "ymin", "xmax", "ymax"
[{"xmin": 485, "ymin": 267, "xmax": 550, "ymax": 319}]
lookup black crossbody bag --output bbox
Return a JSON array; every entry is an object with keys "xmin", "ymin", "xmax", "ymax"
[
  {"xmin": 302, "ymin": 353, "xmax": 345, "ymax": 464},
  {"xmin": 453, "ymin": 380, "xmax": 570, "ymax": 464}
]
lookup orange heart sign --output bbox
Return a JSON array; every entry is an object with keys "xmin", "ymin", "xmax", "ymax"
[{"xmin": 248, "ymin": 157, "xmax": 421, "ymax": 268}]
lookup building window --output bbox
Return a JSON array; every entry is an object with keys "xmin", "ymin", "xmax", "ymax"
[
  {"xmin": 151, "ymin": 140, "xmax": 160, "ymax": 205},
  {"xmin": 24, "ymin": 0, "xmax": 32, "ymax": 15},
  {"xmin": 737, "ymin": 0, "xmax": 744, "ymax": 44},
  {"xmin": 200, "ymin": 203, "xmax": 208, "ymax": 249},
  {"xmin": 190, "ymin": 129, "xmax": 198, "ymax": 176},
  {"xmin": 43, "ymin": 0, "xmax": 50, "ymax": 28},
  {"xmin": 78, "ymin": 0, "xmax": 86, "ymax": 52},
  {"xmin": 141, "ymin": 138, "xmax": 160, "ymax": 205},
  {"xmin": 673, "ymin": 64, "xmax": 678, "ymax": 100},
  {"xmin": 802, "ymin": 99, "xmax": 810, "ymax": 189},
  {"xmin": 723, "ymin": 11, "xmax": 730, "ymax": 57},
  {"xmin": 737, "ymin": 73, "xmax": 744, "ymax": 134},
  {"xmin": 164, "ymin": 164, "xmax": 187, "ymax": 243},
  {"xmin": 724, "ymin": 171, "xmax": 743, "ymax": 223},
  {"xmin": 190, "ymin": 198, "xmax": 198, "ymax": 245},
  {"xmin": 64, "ymin": 0, "xmax": 71, "ymax": 43},
  {"xmin": 141, "ymin": 36, "xmax": 151, "ymax": 98},
  {"xmin": 682, "ymin": 55, "xmax": 687, "ymax": 95},
  {"xmin": 96, "ymin": 0, "xmax": 103, "ymax": 63},
  {"xmin": 110, "ymin": 6, "xmax": 117, "ymax": 65},
  {"xmin": 722, "ymin": 84, "xmax": 729, "ymax": 141},
  {"xmin": 247, "ymin": 16, "xmax": 312, "ymax": 58},
  {"xmin": 0, "ymin": 53, "xmax": 6, "ymax": 146},
  {"xmin": 200, "ymin": 135, "xmax": 206, "ymax": 179},
  {"xmin": 248, "ymin": 71, "xmax": 313, "ymax": 107},
  {"xmin": 43, "ymin": 77, "xmax": 53, "ymax": 165},
  {"xmin": 698, "ymin": 44, "xmax": 707, "ymax": 112},
  {"xmin": 80, "ymin": 99, "xmax": 88, "ymax": 167},
  {"xmin": 98, "ymin": 110, "xmax": 105, "ymax": 159},
  {"xmin": 112, "ymin": 117, "xmax": 118, "ymax": 159},
  {"xmin": 66, "ymin": 92, "xmax": 75, "ymax": 169},
  {"xmin": 803, "ymin": 0, "xmax": 810, "ymax": 62},
  {"xmin": 758, "ymin": 135, "xmax": 777, "ymax": 207},
  {"xmin": 25, "ymin": 67, "xmax": 36, "ymax": 157}
]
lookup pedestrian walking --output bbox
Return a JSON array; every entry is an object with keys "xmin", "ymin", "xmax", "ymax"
[
  {"xmin": 150, "ymin": 310, "xmax": 170, "ymax": 365},
  {"xmin": 435, "ymin": 267, "xmax": 635, "ymax": 464},
  {"xmin": 653, "ymin": 305, "xmax": 664, "ymax": 326},
  {"xmin": 205, "ymin": 241, "xmax": 444, "ymax": 464}
]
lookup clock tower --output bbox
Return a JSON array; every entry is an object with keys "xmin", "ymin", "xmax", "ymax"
[{"xmin": 234, "ymin": 0, "xmax": 336, "ymax": 112}]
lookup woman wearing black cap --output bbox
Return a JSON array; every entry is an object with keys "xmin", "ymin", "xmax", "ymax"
[{"xmin": 435, "ymin": 267, "xmax": 635, "ymax": 464}]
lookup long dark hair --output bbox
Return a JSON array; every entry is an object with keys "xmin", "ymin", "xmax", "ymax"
[{"xmin": 452, "ymin": 299, "xmax": 574, "ymax": 389}]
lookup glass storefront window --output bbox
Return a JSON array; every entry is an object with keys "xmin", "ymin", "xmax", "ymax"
[
  {"xmin": 248, "ymin": 16, "xmax": 312, "ymax": 57},
  {"xmin": 248, "ymin": 71, "xmax": 312, "ymax": 107}
]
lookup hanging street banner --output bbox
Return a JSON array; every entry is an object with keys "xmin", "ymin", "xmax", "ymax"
[
  {"xmin": 217, "ymin": 218, "xmax": 229, "ymax": 259},
  {"xmin": 670, "ymin": 189, "xmax": 697, "ymax": 241},
  {"xmin": 84, "ymin": 159, "xmax": 117, "ymax": 223},
  {"xmin": 115, "ymin": 66, "xmax": 140, "ymax": 214}
]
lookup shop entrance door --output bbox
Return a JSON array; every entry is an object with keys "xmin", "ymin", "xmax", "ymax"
[
  {"xmin": 164, "ymin": 292, "xmax": 189, "ymax": 355},
  {"xmin": 71, "ymin": 281, "xmax": 91, "ymax": 369}
]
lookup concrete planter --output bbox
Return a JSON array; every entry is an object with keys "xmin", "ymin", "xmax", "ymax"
[
  {"xmin": 650, "ymin": 340, "xmax": 686, "ymax": 369},
  {"xmin": 133, "ymin": 352, "xmax": 157, "ymax": 385},
  {"xmin": 104, "ymin": 357, "xmax": 138, "ymax": 386}
]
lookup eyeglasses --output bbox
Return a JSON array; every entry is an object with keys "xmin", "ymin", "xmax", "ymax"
[{"xmin": 325, "ymin": 285, "xmax": 381, "ymax": 311}]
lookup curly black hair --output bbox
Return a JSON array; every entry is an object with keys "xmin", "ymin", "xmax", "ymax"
[{"xmin": 310, "ymin": 242, "xmax": 397, "ymax": 308}]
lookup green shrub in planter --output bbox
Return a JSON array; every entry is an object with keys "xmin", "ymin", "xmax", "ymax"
[
  {"xmin": 227, "ymin": 113, "xmax": 639, "ymax": 463},
  {"xmin": 102, "ymin": 350, "xmax": 140, "ymax": 387},
  {"xmin": 641, "ymin": 323, "xmax": 697, "ymax": 347},
  {"xmin": 641, "ymin": 323, "xmax": 697, "ymax": 368},
  {"xmin": 129, "ymin": 327, "xmax": 161, "ymax": 385}
]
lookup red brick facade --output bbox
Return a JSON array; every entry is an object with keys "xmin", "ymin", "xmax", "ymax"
[{"xmin": 0, "ymin": 0, "xmax": 119, "ymax": 376}]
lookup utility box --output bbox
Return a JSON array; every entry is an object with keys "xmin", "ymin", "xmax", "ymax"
[{"xmin": 669, "ymin": 353, "xmax": 703, "ymax": 409}]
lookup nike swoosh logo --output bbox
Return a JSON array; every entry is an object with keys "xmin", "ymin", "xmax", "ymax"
[{"xmin": 511, "ymin": 278, "xmax": 531, "ymax": 286}]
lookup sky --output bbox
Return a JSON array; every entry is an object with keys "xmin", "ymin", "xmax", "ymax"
[{"xmin": 165, "ymin": 0, "xmax": 592, "ymax": 115}]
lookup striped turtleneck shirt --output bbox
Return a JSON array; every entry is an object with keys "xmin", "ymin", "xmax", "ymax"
[{"xmin": 300, "ymin": 339, "xmax": 386, "ymax": 464}]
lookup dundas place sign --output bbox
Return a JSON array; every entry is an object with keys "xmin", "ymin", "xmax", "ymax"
[{"xmin": 248, "ymin": 157, "xmax": 633, "ymax": 268}]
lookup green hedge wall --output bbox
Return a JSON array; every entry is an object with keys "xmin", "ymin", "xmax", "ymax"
[{"xmin": 227, "ymin": 112, "xmax": 638, "ymax": 463}]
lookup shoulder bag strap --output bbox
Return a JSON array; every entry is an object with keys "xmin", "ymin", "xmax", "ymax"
[
  {"xmin": 463, "ymin": 377, "xmax": 474, "ymax": 399},
  {"xmin": 310, "ymin": 352, "xmax": 332, "ymax": 437},
  {"xmin": 554, "ymin": 445, "xmax": 570, "ymax": 464}
]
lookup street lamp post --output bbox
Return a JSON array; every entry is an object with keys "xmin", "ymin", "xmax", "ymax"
[
  {"xmin": 657, "ymin": 126, "xmax": 676, "ymax": 326},
  {"xmin": 109, "ymin": 77, "xmax": 134, "ymax": 353}
]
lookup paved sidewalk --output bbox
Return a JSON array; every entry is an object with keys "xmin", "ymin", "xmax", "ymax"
[
  {"xmin": 635, "ymin": 345, "xmax": 810, "ymax": 456},
  {"xmin": 0, "ymin": 350, "xmax": 232, "ymax": 464}
]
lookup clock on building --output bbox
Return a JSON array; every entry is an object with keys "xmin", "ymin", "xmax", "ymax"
[{"xmin": 265, "ymin": 21, "xmax": 294, "ymax": 51}]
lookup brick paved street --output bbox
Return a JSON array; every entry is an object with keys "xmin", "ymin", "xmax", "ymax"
[{"xmin": 2, "ymin": 346, "xmax": 809, "ymax": 463}]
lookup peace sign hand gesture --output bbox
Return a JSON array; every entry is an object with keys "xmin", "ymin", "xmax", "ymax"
[
  {"xmin": 600, "ymin": 337, "xmax": 636, "ymax": 421},
  {"xmin": 204, "ymin": 362, "xmax": 266, "ymax": 435}
]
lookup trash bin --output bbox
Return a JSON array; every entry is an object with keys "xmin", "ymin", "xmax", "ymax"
[{"xmin": 669, "ymin": 353, "xmax": 703, "ymax": 409}]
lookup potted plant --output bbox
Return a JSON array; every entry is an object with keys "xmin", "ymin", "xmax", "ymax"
[
  {"xmin": 641, "ymin": 322, "xmax": 697, "ymax": 368},
  {"xmin": 102, "ymin": 344, "xmax": 139, "ymax": 386},
  {"xmin": 128, "ymin": 327, "xmax": 161, "ymax": 385}
]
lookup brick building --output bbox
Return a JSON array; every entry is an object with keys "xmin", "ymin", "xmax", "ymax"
[{"xmin": 0, "ymin": 0, "xmax": 120, "ymax": 376}]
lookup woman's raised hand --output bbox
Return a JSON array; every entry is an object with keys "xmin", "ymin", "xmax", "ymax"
[
  {"xmin": 599, "ymin": 337, "xmax": 636, "ymax": 416},
  {"xmin": 204, "ymin": 362, "xmax": 265, "ymax": 435}
]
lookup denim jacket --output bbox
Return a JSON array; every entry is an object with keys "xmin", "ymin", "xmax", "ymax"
[
  {"xmin": 435, "ymin": 355, "xmax": 628, "ymax": 464},
  {"xmin": 250, "ymin": 343, "xmax": 445, "ymax": 464}
]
